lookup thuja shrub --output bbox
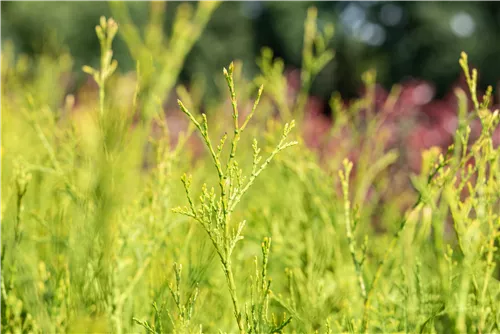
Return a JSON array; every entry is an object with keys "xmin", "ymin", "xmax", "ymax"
[
  {"xmin": 172, "ymin": 62, "xmax": 297, "ymax": 333},
  {"xmin": 1, "ymin": 4, "xmax": 500, "ymax": 334}
]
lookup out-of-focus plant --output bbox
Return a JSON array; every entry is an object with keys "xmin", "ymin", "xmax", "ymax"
[
  {"xmin": 245, "ymin": 238, "xmax": 292, "ymax": 334},
  {"xmin": 110, "ymin": 1, "xmax": 220, "ymax": 122},
  {"xmin": 82, "ymin": 17, "xmax": 118, "ymax": 121},
  {"xmin": 255, "ymin": 7, "xmax": 334, "ymax": 122},
  {"xmin": 133, "ymin": 263, "xmax": 201, "ymax": 334},
  {"xmin": 336, "ymin": 52, "xmax": 500, "ymax": 332}
]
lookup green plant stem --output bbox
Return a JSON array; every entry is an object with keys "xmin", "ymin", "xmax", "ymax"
[
  {"xmin": 98, "ymin": 40, "xmax": 105, "ymax": 118},
  {"xmin": 229, "ymin": 134, "xmax": 296, "ymax": 213},
  {"xmin": 340, "ymin": 165, "xmax": 367, "ymax": 300},
  {"xmin": 345, "ymin": 214, "xmax": 366, "ymax": 301},
  {"xmin": 223, "ymin": 260, "xmax": 245, "ymax": 334},
  {"xmin": 176, "ymin": 67, "xmax": 295, "ymax": 334},
  {"xmin": 14, "ymin": 187, "xmax": 26, "ymax": 245},
  {"xmin": 0, "ymin": 244, "xmax": 7, "ymax": 304},
  {"xmin": 99, "ymin": 80, "xmax": 105, "ymax": 119},
  {"xmin": 456, "ymin": 255, "xmax": 473, "ymax": 333},
  {"xmin": 177, "ymin": 98, "xmax": 244, "ymax": 333},
  {"xmin": 361, "ymin": 202, "xmax": 422, "ymax": 332},
  {"xmin": 478, "ymin": 218, "xmax": 497, "ymax": 333},
  {"xmin": 112, "ymin": 257, "xmax": 151, "ymax": 334}
]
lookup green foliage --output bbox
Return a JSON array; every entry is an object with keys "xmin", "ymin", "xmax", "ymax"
[
  {"xmin": 133, "ymin": 263, "xmax": 201, "ymax": 334},
  {"xmin": 173, "ymin": 61, "xmax": 297, "ymax": 333},
  {"xmin": 255, "ymin": 7, "xmax": 334, "ymax": 121},
  {"xmin": 2, "ymin": 5, "xmax": 500, "ymax": 334},
  {"xmin": 109, "ymin": 1, "xmax": 220, "ymax": 121}
]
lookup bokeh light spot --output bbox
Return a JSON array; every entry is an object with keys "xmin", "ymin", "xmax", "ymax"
[
  {"xmin": 450, "ymin": 12, "xmax": 475, "ymax": 37},
  {"xmin": 359, "ymin": 23, "xmax": 386, "ymax": 46},
  {"xmin": 379, "ymin": 4, "xmax": 403, "ymax": 27}
]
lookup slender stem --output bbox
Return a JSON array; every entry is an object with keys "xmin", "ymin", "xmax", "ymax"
[
  {"xmin": 99, "ymin": 82, "xmax": 105, "ymax": 118},
  {"xmin": 99, "ymin": 35, "xmax": 107, "ymax": 119},
  {"xmin": 223, "ymin": 260, "xmax": 245, "ymax": 334},
  {"xmin": 478, "ymin": 217, "xmax": 497, "ymax": 333},
  {"xmin": 229, "ymin": 134, "xmax": 296, "ymax": 213},
  {"xmin": 361, "ymin": 202, "xmax": 422, "ymax": 332},
  {"xmin": 344, "ymin": 194, "xmax": 367, "ymax": 300},
  {"xmin": 456, "ymin": 254, "xmax": 472, "ymax": 333},
  {"xmin": 340, "ymin": 164, "xmax": 367, "ymax": 300},
  {"xmin": 14, "ymin": 188, "xmax": 26, "ymax": 244}
]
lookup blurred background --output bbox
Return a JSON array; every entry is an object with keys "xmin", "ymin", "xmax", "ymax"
[{"xmin": 2, "ymin": 1, "xmax": 500, "ymax": 110}]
